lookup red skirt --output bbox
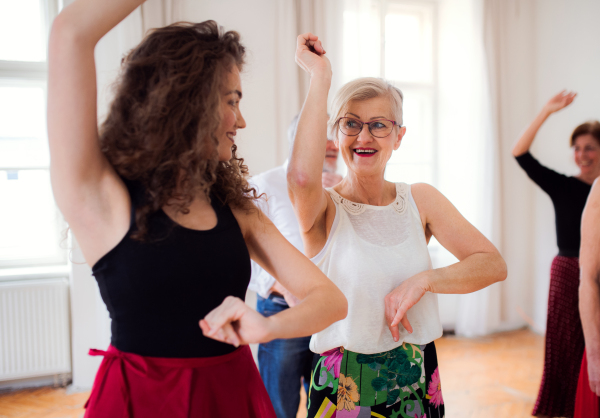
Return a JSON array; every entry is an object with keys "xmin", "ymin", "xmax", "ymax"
[
  {"xmin": 84, "ymin": 345, "xmax": 276, "ymax": 418},
  {"xmin": 574, "ymin": 349, "xmax": 600, "ymax": 418}
]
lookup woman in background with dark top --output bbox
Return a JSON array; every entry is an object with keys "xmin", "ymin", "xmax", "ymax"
[
  {"xmin": 47, "ymin": 0, "xmax": 347, "ymax": 417},
  {"xmin": 512, "ymin": 90, "xmax": 600, "ymax": 418}
]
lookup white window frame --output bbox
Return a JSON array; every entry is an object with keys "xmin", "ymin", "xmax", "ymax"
[
  {"xmin": 380, "ymin": 0, "xmax": 439, "ymax": 187},
  {"xmin": 0, "ymin": 0, "xmax": 67, "ymax": 271}
]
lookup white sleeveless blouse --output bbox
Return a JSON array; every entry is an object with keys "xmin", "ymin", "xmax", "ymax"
[{"xmin": 309, "ymin": 183, "xmax": 443, "ymax": 355}]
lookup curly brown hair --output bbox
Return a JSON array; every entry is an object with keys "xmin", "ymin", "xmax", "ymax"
[{"xmin": 99, "ymin": 20, "xmax": 259, "ymax": 240}]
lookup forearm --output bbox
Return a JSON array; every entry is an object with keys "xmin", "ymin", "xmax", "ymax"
[
  {"xmin": 265, "ymin": 283, "xmax": 347, "ymax": 340},
  {"xmin": 512, "ymin": 109, "xmax": 550, "ymax": 157},
  {"xmin": 48, "ymin": 0, "xmax": 145, "ymax": 189},
  {"xmin": 580, "ymin": 276, "xmax": 600, "ymax": 359},
  {"xmin": 580, "ymin": 181, "xmax": 600, "ymax": 358},
  {"xmin": 288, "ymin": 75, "xmax": 331, "ymax": 196},
  {"xmin": 52, "ymin": 0, "xmax": 144, "ymax": 46},
  {"xmin": 424, "ymin": 252, "xmax": 507, "ymax": 294}
]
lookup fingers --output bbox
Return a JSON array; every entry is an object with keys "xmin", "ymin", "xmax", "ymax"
[
  {"xmin": 220, "ymin": 322, "xmax": 241, "ymax": 347},
  {"xmin": 200, "ymin": 321, "xmax": 241, "ymax": 347},
  {"xmin": 385, "ymin": 297, "xmax": 411, "ymax": 343},
  {"xmin": 384, "ymin": 281, "xmax": 424, "ymax": 342},
  {"xmin": 200, "ymin": 296, "xmax": 245, "ymax": 341},
  {"xmin": 391, "ymin": 304, "xmax": 413, "ymax": 334},
  {"xmin": 296, "ymin": 33, "xmax": 326, "ymax": 55},
  {"xmin": 309, "ymin": 39, "xmax": 325, "ymax": 55},
  {"xmin": 297, "ymin": 32, "xmax": 318, "ymax": 48},
  {"xmin": 388, "ymin": 322, "xmax": 400, "ymax": 342},
  {"xmin": 400, "ymin": 316, "xmax": 413, "ymax": 334}
]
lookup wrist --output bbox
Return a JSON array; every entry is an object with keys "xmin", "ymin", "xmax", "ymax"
[
  {"xmin": 310, "ymin": 71, "xmax": 332, "ymax": 86},
  {"xmin": 263, "ymin": 314, "xmax": 282, "ymax": 342},
  {"xmin": 539, "ymin": 107, "xmax": 552, "ymax": 119},
  {"xmin": 418, "ymin": 270, "xmax": 436, "ymax": 293}
]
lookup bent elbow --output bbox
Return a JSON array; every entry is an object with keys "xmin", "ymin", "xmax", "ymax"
[
  {"xmin": 335, "ymin": 290, "xmax": 349, "ymax": 322},
  {"xmin": 49, "ymin": 11, "xmax": 96, "ymax": 54},
  {"xmin": 287, "ymin": 168, "xmax": 311, "ymax": 191},
  {"xmin": 494, "ymin": 255, "xmax": 508, "ymax": 283}
]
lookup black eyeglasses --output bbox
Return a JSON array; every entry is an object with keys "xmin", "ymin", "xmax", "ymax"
[{"xmin": 337, "ymin": 117, "xmax": 402, "ymax": 138}]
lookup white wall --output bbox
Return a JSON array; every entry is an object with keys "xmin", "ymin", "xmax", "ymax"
[
  {"xmin": 181, "ymin": 0, "xmax": 288, "ymax": 175},
  {"xmin": 529, "ymin": 0, "xmax": 600, "ymax": 332},
  {"xmin": 490, "ymin": 0, "xmax": 538, "ymax": 332}
]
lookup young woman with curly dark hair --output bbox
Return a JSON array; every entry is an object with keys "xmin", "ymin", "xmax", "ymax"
[{"xmin": 47, "ymin": 1, "xmax": 347, "ymax": 417}]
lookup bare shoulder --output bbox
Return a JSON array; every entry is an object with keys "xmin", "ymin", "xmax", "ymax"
[
  {"xmin": 410, "ymin": 182, "xmax": 447, "ymax": 209},
  {"xmin": 230, "ymin": 203, "xmax": 270, "ymax": 239}
]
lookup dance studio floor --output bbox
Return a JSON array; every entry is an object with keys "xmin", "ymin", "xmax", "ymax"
[{"xmin": 0, "ymin": 329, "xmax": 543, "ymax": 418}]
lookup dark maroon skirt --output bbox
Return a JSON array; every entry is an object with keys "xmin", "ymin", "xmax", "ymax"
[
  {"xmin": 533, "ymin": 256, "xmax": 584, "ymax": 417},
  {"xmin": 84, "ymin": 345, "xmax": 276, "ymax": 418}
]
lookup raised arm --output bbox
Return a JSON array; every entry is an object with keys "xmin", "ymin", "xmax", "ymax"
[
  {"xmin": 287, "ymin": 33, "xmax": 332, "ymax": 233},
  {"xmin": 512, "ymin": 90, "xmax": 576, "ymax": 157},
  {"xmin": 200, "ymin": 208, "xmax": 347, "ymax": 346},
  {"xmin": 579, "ymin": 180, "xmax": 600, "ymax": 395},
  {"xmin": 384, "ymin": 183, "xmax": 507, "ymax": 341},
  {"xmin": 48, "ymin": 0, "xmax": 144, "ymax": 265}
]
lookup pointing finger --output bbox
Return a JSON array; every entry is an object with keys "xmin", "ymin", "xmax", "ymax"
[
  {"xmin": 400, "ymin": 316, "xmax": 413, "ymax": 334},
  {"xmin": 388, "ymin": 322, "xmax": 400, "ymax": 342}
]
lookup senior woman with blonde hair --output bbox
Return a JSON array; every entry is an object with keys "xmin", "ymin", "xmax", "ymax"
[{"xmin": 288, "ymin": 33, "xmax": 508, "ymax": 417}]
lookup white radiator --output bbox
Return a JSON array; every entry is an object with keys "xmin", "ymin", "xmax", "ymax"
[{"xmin": 0, "ymin": 278, "xmax": 71, "ymax": 381}]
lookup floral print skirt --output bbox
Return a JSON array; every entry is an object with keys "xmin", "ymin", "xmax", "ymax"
[{"xmin": 307, "ymin": 342, "xmax": 444, "ymax": 418}]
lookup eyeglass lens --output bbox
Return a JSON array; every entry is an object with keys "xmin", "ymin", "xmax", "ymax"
[{"xmin": 339, "ymin": 117, "xmax": 394, "ymax": 138}]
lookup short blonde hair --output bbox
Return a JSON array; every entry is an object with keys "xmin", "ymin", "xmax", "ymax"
[{"xmin": 328, "ymin": 77, "xmax": 404, "ymax": 140}]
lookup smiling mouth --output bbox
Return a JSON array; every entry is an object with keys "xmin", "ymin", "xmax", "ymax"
[
  {"xmin": 226, "ymin": 132, "xmax": 236, "ymax": 144},
  {"xmin": 353, "ymin": 148, "xmax": 377, "ymax": 157}
]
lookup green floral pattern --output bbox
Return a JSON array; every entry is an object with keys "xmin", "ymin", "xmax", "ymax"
[{"xmin": 307, "ymin": 343, "xmax": 445, "ymax": 418}]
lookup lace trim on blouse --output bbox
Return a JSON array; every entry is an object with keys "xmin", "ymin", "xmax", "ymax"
[{"xmin": 328, "ymin": 183, "xmax": 408, "ymax": 215}]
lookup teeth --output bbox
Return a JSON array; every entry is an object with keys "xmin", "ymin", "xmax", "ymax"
[{"xmin": 355, "ymin": 149, "xmax": 376, "ymax": 154}]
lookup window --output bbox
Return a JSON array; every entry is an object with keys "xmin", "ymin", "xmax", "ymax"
[
  {"xmin": 340, "ymin": 0, "xmax": 437, "ymax": 185},
  {"xmin": 0, "ymin": 0, "xmax": 65, "ymax": 269},
  {"xmin": 340, "ymin": 0, "xmax": 454, "ymax": 263}
]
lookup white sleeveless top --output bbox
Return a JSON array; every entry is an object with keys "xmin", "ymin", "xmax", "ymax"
[{"xmin": 309, "ymin": 183, "xmax": 443, "ymax": 355}]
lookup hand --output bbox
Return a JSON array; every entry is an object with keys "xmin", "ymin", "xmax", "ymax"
[
  {"xmin": 295, "ymin": 33, "xmax": 332, "ymax": 78},
  {"xmin": 384, "ymin": 275, "xmax": 429, "ymax": 341},
  {"xmin": 543, "ymin": 90, "xmax": 577, "ymax": 115},
  {"xmin": 321, "ymin": 172, "xmax": 343, "ymax": 188},
  {"xmin": 199, "ymin": 296, "xmax": 272, "ymax": 346},
  {"xmin": 271, "ymin": 280, "xmax": 301, "ymax": 307},
  {"xmin": 588, "ymin": 352, "xmax": 600, "ymax": 396}
]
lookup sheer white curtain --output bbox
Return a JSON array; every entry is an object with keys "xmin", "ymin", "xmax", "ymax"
[{"xmin": 436, "ymin": 0, "xmax": 504, "ymax": 337}]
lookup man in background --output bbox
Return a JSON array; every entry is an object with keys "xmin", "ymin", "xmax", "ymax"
[{"xmin": 249, "ymin": 114, "xmax": 342, "ymax": 418}]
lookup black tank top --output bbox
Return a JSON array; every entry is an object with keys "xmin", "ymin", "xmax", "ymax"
[{"xmin": 92, "ymin": 180, "xmax": 251, "ymax": 358}]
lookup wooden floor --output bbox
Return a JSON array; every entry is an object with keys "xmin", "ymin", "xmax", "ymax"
[{"xmin": 0, "ymin": 329, "xmax": 544, "ymax": 418}]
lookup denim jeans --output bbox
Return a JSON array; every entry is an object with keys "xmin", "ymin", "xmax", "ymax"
[{"xmin": 257, "ymin": 295, "xmax": 313, "ymax": 418}]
